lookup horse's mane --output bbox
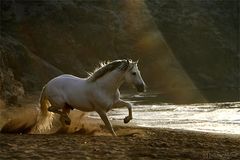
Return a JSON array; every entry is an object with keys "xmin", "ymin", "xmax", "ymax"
[{"xmin": 87, "ymin": 60, "xmax": 126, "ymax": 82}]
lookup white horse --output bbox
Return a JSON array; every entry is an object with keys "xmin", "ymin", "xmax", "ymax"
[{"xmin": 33, "ymin": 59, "xmax": 145, "ymax": 136}]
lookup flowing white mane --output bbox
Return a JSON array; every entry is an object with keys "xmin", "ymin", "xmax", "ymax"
[{"xmin": 87, "ymin": 60, "xmax": 129, "ymax": 82}]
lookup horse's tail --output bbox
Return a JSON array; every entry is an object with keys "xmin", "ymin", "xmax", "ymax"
[{"xmin": 31, "ymin": 85, "xmax": 54, "ymax": 134}]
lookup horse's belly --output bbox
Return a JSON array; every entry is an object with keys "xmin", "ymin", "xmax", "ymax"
[
  {"xmin": 68, "ymin": 98, "xmax": 94, "ymax": 112},
  {"xmin": 74, "ymin": 105, "xmax": 94, "ymax": 112}
]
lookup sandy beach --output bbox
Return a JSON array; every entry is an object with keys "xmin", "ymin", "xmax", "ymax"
[
  {"xmin": 1, "ymin": 125, "xmax": 240, "ymax": 160},
  {"xmin": 1, "ymin": 94, "xmax": 240, "ymax": 160}
]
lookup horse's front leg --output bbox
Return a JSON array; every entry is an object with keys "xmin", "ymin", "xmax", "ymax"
[
  {"xmin": 60, "ymin": 105, "xmax": 71, "ymax": 125},
  {"xmin": 96, "ymin": 109, "xmax": 117, "ymax": 136},
  {"xmin": 112, "ymin": 100, "xmax": 133, "ymax": 123}
]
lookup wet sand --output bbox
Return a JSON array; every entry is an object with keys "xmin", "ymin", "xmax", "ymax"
[{"xmin": 1, "ymin": 126, "xmax": 240, "ymax": 160}]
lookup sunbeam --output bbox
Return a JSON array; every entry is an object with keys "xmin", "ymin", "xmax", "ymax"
[{"xmin": 120, "ymin": 0, "xmax": 206, "ymax": 103}]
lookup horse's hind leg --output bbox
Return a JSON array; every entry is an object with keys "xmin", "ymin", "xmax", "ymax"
[
  {"xmin": 48, "ymin": 105, "xmax": 71, "ymax": 125},
  {"xmin": 60, "ymin": 105, "xmax": 71, "ymax": 125}
]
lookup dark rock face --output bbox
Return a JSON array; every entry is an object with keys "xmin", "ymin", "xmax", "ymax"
[
  {"xmin": 146, "ymin": 0, "xmax": 239, "ymax": 87},
  {"xmin": 145, "ymin": 0, "xmax": 239, "ymax": 101},
  {"xmin": 0, "ymin": 41, "xmax": 24, "ymax": 106},
  {"xmin": 0, "ymin": 0, "xmax": 239, "ymax": 104}
]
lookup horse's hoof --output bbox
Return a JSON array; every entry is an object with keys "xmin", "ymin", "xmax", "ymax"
[
  {"xmin": 60, "ymin": 116, "xmax": 71, "ymax": 125},
  {"xmin": 124, "ymin": 116, "xmax": 131, "ymax": 123},
  {"xmin": 65, "ymin": 120, "xmax": 71, "ymax": 125},
  {"xmin": 64, "ymin": 117, "xmax": 71, "ymax": 125}
]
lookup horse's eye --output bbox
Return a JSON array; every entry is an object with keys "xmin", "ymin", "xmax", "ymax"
[{"xmin": 132, "ymin": 72, "xmax": 136, "ymax": 76}]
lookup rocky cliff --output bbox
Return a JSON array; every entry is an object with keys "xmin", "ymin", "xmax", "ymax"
[{"xmin": 0, "ymin": 0, "xmax": 239, "ymax": 104}]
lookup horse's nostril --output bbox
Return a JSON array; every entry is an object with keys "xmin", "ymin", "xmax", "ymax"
[{"xmin": 136, "ymin": 84, "xmax": 145, "ymax": 92}]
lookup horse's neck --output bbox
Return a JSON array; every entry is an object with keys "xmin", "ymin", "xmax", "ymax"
[{"xmin": 97, "ymin": 70, "xmax": 125, "ymax": 93}]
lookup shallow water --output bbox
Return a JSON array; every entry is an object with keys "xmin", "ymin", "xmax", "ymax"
[
  {"xmin": 1, "ymin": 91, "xmax": 239, "ymax": 135},
  {"xmin": 90, "ymin": 92, "xmax": 240, "ymax": 134}
]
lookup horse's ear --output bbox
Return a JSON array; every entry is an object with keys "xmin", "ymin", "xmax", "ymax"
[{"xmin": 133, "ymin": 59, "xmax": 138, "ymax": 65}]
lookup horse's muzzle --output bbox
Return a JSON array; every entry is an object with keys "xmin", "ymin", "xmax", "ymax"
[{"xmin": 136, "ymin": 83, "xmax": 145, "ymax": 93}]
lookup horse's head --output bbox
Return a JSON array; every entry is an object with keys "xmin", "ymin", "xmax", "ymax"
[{"xmin": 123, "ymin": 60, "xmax": 146, "ymax": 93}]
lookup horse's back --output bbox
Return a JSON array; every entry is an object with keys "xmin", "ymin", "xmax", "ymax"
[
  {"xmin": 45, "ymin": 74, "xmax": 88, "ymax": 103},
  {"xmin": 42, "ymin": 74, "xmax": 94, "ymax": 111},
  {"xmin": 47, "ymin": 74, "xmax": 87, "ymax": 90}
]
